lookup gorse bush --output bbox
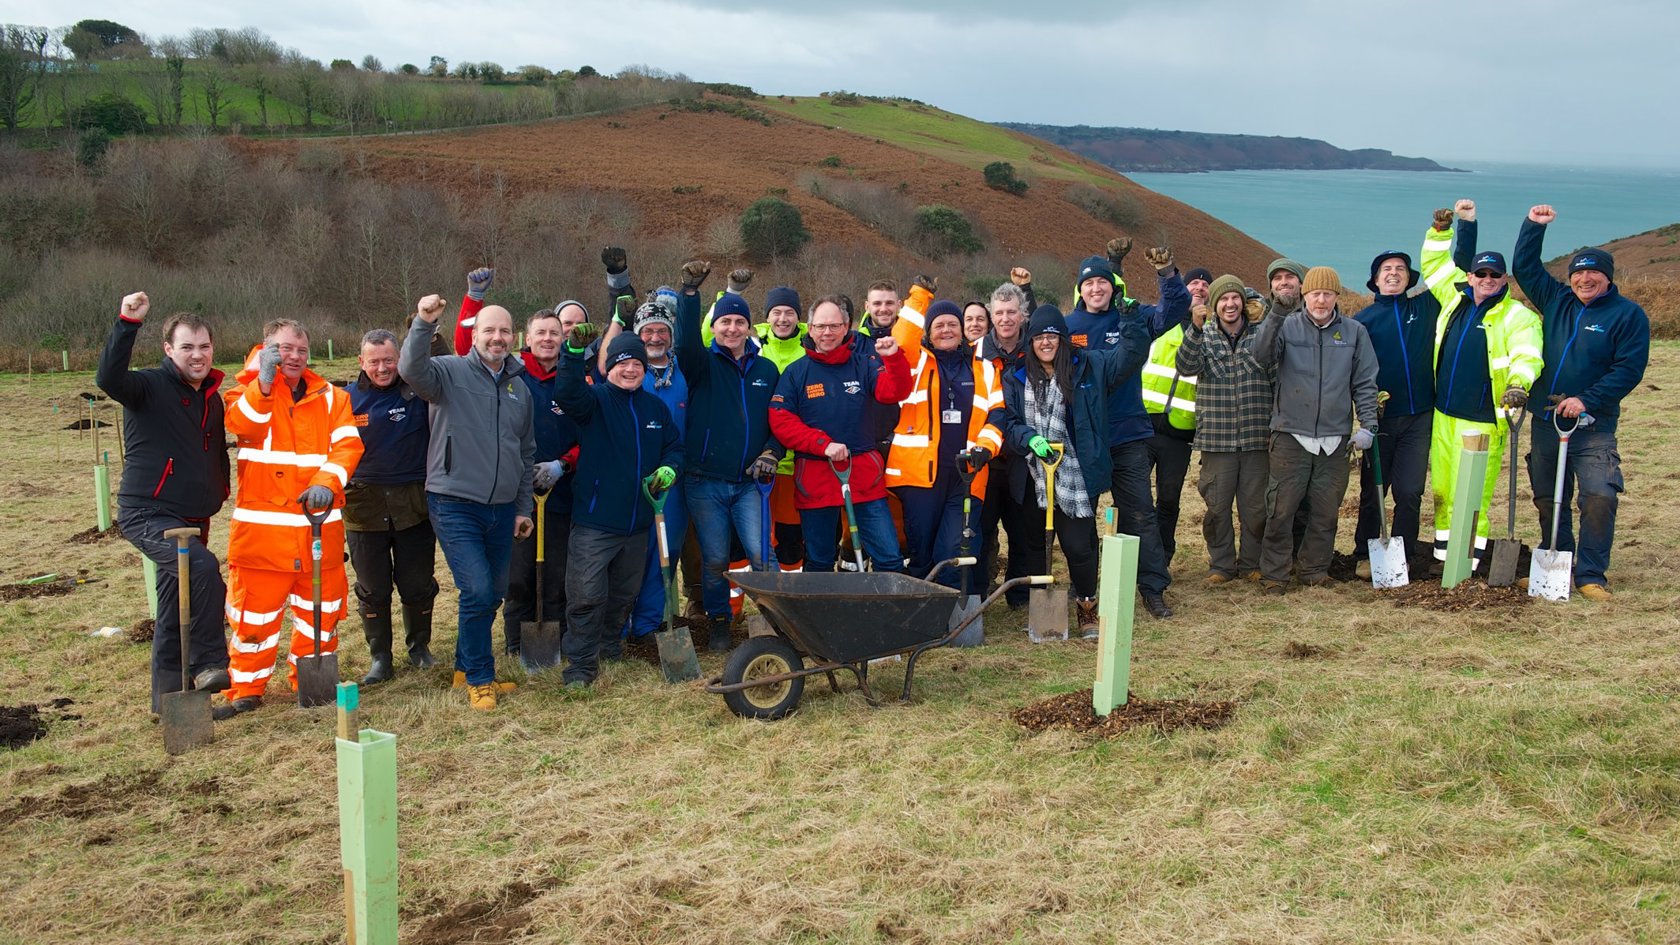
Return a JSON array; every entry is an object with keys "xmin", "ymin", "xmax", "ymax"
[
  {"xmin": 1065, "ymin": 182, "xmax": 1145, "ymax": 229},
  {"xmin": 913, "ymin": 204, "xmax": 984, "ymax": 258},
  {"xmin": 739, "ymin": 197, "xmax": 810, "ymax": 261},
  {"xmin": 983, "ymin": 161, "xmax": 1027, "ymax": 195}
]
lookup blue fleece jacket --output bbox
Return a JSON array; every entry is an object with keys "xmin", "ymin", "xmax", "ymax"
[
  {"xmin": 555, "ymin": 349, "xmax": 684, "ymax": 535},
  {"xmin": 1513, "ymin": 219, "xmax": 1650, "ymax": 435},
  {"xmin": 1062, "ymin": 269, "xmax": 1189, "ymax": 447},
  {"xmin": 675, "ymin": 291, "xmax": 781, "ymax": 481},
  {"xmin": 517, "ymin": 352, "xmax": 581, "ymax": 511},
  {"xmin": 1353, "ymin": 293, "xmax": 1439, "ymax": 418},
  {"xmin": 349, "ymin": 378, "xmax": 429, "ymax": 485}
]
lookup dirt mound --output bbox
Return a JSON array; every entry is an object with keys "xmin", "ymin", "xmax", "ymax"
[
  {"xmin": 68, "ymin": 526, "xmax": 120, "ymax": 544},
  {"xmin": 1013, "ymin": 690, "xmax": 1236, "ymax": 739},
  {"xmin": 1386, "ymin": 580, "xmax": 1531, "ymax": 613},
  {"xmin": 128, "ymin": 618, "xmax": 155, "ymax": 643},
  {"xmin": 0, "ymin": 580, "xmax": 73, "ymax": 601},
  {"xmin": 409, "ymin": 880, "xmax": 554, "ymax": 945},
  {"xmin": 0, "ymin": 704, "xmax": 49, "ymax": 749}
]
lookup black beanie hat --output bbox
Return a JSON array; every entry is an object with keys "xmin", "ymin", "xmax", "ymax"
[
  {"xmin": 1183, "ymin": 267, "xmax": 1214, "ymax": 285},
  {"xmin": 604, "ymin": 333, "xmax": 649, "ymax": 370},
  {"xmin": 1568, "ymin": 248, "xmax": 1614, "ymax": 281},
  {"xmin": 1027, "ymin": 304, "xmax": 1069, "ymax": 339}
]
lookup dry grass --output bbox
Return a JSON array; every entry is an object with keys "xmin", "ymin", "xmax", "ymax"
[{"xmin": 1, "ymin": 351, "xmax": 1678, "ymax": 944}]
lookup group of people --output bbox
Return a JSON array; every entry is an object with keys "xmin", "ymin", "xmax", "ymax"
[{"xmin": 100, "ymin": 199, "xmax": 1649, "ymax": 717}]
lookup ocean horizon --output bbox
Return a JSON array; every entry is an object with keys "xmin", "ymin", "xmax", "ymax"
[{"xmin": 1128, "ymin": 161, "xmax": 1680, "ymax": 288}]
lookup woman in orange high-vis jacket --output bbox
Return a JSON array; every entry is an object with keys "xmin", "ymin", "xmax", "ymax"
[
  {"xmin": 218, "ymin": 321, "xmax": 363, "ymax": 716},
  {"xmin": 887, "ymin": 278, "xmax": 1005, "ymax": 589}
]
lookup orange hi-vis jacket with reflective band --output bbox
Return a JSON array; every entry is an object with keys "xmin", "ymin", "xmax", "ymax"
[
  {"xmin": 886, "ymin": 285, "xmax": 1005, "ymax": 499},
  {"xmin": 224, "ymin": 346, "xmax": 364, "ymax": 573}
]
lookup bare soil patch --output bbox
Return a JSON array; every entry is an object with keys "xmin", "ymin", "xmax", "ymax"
[
  {"xmin": 0, "ymin": 580, "xmax": 73, "ymax": 601},
  {"xmin": 1013, "ymin": 689, "xmax": 1237, "ymax": 738},
  {"xmin": 1386, "ymin": 579, "xmax": 1531, "ymax": 613},
  {"xmin": 3, "ymin": 766, "xmax": 159, "ymax": 821},
  {"xmin": 409, "ymin": 880, "xmax": 555, "ymax": 945},
  {"xmin": 68, "ymin": 526, "xmax": 120, "ymax": 545}
]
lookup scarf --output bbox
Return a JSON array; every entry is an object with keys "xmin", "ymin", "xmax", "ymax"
[{"xmin": 1023, "ymin": 375, "xmax": 1092, "ymax": 518}]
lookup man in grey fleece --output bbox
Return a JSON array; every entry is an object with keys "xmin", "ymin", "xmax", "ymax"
[
  {"xmin": 1253, "ymin": 266, "xmax": 1379, "ymax": 594},
  {"xmin": 399, "ymin": 293, "xmax": 536, "ymax": 710}
]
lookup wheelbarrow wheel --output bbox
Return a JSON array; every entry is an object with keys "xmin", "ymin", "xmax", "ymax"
[{"xmin": 721, "ymin": 636, "xmax": 805, "ymax": 720}]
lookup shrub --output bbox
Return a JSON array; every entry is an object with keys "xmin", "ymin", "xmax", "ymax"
[
  {"xmin": 826, "ymin": 90, "xmax": 861, "ymax": 106},
  {"xmin": 77, "ymin": 129, "xmax": 111, "ymax": 169},
  {"xmin": 820, "ymin": 154, "xmax": 842, "ymax": 168},
  {"xmin": 739, "ymin": 196, "xmax": 810, "ymax": 261},
  {"xmin": 796, "ymin": 171, "xmax": 916, "ymax": 245},
  {"xmin": 1065, "ymin": 183, "xmax": 1145, "ymax": 229},
  {"xmin": 913, "ymin": 205, "xmax": 983, "ymax": 258},
  {"xmin": 69, "ymin": 93, "xmax": 149, "ymax": 135},
  {"xmin": 983, "ymin": 161, "xmax": 1027, "ymax": 195},
  {"xmin": 703, "ymin": 82, "xmax": 757, "ymax": 99}
]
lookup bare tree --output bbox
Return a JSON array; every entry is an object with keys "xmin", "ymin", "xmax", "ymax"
[{"xmin": 0, "ymin": 25, "xmax": 50, "ymax": 131}]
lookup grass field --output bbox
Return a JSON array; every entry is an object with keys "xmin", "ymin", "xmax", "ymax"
[{"xmin": 1, "ymin": 349, "xmax": 1677, "ymax": 944}]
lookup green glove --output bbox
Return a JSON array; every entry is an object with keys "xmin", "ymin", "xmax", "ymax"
[
  {"xmin": 651, "ymin": 465, "xmax": 676, "ymax": 490},
  {"xmin": 1028, "ymin": 436, "xmax": 1052, "ymax": 459}
]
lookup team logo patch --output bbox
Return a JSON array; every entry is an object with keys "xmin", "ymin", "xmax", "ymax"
[
  {"xmin": 1071, "ymin": 333, "xmax": 1089, "ymax": 348},
  {"xmin": 386, "ymin": 406, "xmax": 407, "ymax": 423},
  {"xmin": 842, "ymin": 380, "xmax": 862, "ymax": 395},
  {"xmin": 805, "ymin": 383, "xmax": 826, "ymax": 399}
]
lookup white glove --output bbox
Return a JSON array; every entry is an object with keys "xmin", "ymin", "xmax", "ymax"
[
  {"xmin": 533, "ymin": 460, "xmax": 565, "ymax": 491},
  {"xmin": 1351, "ymin": 428, "xmax": 1375, "ymax": 451}
]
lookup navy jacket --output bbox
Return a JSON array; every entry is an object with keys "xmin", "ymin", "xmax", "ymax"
[
  {"xmin": 1513, "ymin": 219, "xmax": 1650, "ymax": 435},
  {"xmin": 1062, "ymin": 269, "xmax": 1189, "ymax": 448},
  {"xmin": 515, "ymin": 352, "xmax": 581, "ymax": 511},
  {"xmin": 675, "ymin": 291, "xmax": 782, "ymax": 482},
  {"xmin": 349, "ymin": 377, "xmax": 429, "ymax": 485},
  {"xmin": 1352, "ymin": 292, "xmax": 1439, "ymax": 418},
  {"xmin": 555, "ymin": 349, "xmax": 684, "ymax": 535}
]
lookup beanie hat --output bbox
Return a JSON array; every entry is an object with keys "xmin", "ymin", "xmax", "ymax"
[
  {"xmin": 632, "ymin": 298, "xmax": 674, "ymax": 334},
  {"xmin": 1076, "ymin": 255, "xmax": 1115, "ymax": 286},
  {"xmin": 605, "ymin": 333, "xmax": 649, "ymax": 370},
  {"xmin": 712, "ymin": 292, "xmax": 751, "ymax": 324},
  {"xmin": 1568, "ymin": 248, "xmax": 1614, "ymax": 281},
  {"xmin": 1267, "ymin": 258, "xmax": 1308, "ymax": 282},
  {"xmin": 1027, "ymin": 304, "xmax": 1069, "ymax": 338},
  {"xmin": 1469, "ymin": 251, "xmax": 1508, "ymax": 276},
  {"xmin": 551, "ymin": 299, "xmax": 588, "ymax": 320},
  {"xmin": 764, "ymin": 286, "xmax": 802, "ymax": 314},
  {"xmin": 925, "ymin": 299, "xmax": 963, "ymax": 329},
  {"xmin": 1301, "ymin": 266, "xmax": 1343, "ymax": 296},
  {"xmin": 1207, "ymin": 274, "xmax": 1246, "ymax": 306},
  {"xmin": 1366, "ymin": 251, "xmax": 1420, "ymax": 293},
  {"xmin": 1183, "ymin": 267, "xmax": 1214, "ymax": 286}
]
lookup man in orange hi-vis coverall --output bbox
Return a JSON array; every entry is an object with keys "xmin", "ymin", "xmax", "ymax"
[{"xmin": 215, "ymin": 318, "xmax": 363, "ymax": 719}]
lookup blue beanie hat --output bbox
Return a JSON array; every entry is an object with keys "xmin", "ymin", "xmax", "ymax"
[
  {"xmin": 925, "ymin": 299, "xmax": 963, "ymax": 328},
  {"xmin": 712, "ymin": 292, "xmax": 751, "ymax": 323},
  {"xmin": 1076, "ymin": 255, "xmax": 1114, "ymax": 286},
  {"xmin": 605, "ymin": 333, "xmax": 648, "ymax": 370},
  {"xmin": 1028, "ymin": 304, "xmax": 1069, "ymax": 338},
  {"xmin": 765, "ymin": 286, "xmax": 802, "ymax": 313}
]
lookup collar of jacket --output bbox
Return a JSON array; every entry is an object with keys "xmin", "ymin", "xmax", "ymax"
[
  {"xmin": 922, "ymin": 332, "xmax": 973, "ymax": 363},
  {"xmin": 467, "ymin": 346, "xmax": 525, "ymax": 380},
  {"xmin": 161, "ymin": 355, "xmax": 225, "ymax": 395},
  {"xmin": 757, "ymin": 322, "xmax": 807, "ymax": 344},
  {"xmin": 1455, "ymin": 281, "xmax": 1510, "ymax": 310},
  {"xmin": 519, "ymin": 349, "xmax": 557, "ymax": 381},
  {"xmin": 710, "ymin": 334, "xmax": 763, "ymax": 366},
  {"xmin": 805, "ymin": 334, "xmax": 858, "ymax": 365}
]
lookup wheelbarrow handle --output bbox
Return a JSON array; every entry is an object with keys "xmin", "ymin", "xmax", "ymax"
[
  {"xmin": 940, "ymin": 574, "xmax": 1052, "ymax": 643},
  {"xmin": 922, "ymin": 556, "xmax": 978, "ymax": 585}
]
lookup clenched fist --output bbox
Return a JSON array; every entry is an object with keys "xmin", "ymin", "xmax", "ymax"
[
  {"xmin": 1105, "ymin": 237, "xmax": 1132, "ymax": 266},
  {"xmin": 873, "ymin": 334, "xmax": 899, "ymax": 358},
  {"xmin": 121, "ymin": 291, "xmax": 150, "ymax": 322},
  {"xmin": 681, "ymin": 260, "xmax": 712, "ymax": 291},
  {"xmin": 1143, "ymin": 246, "xmax": 1173, "ymax": 271},
  {"xmin": 1244, "ymin": 297, "xmax": 1265, "ymax": 322},
  {"xmin": 1009, "ymin": 266, "xmax": 1032, "ymax": 286},
  {"xmin": 912, "ymin": 274, "xmax": 937, "ymax": 295},
  {"xmin": 465, "ymin": 267, "xmax": 494, "ymax": 301},
  {"xmin": 567, "ymin": 322, "xmax": 598, "ymax": 350},
  {"xmin": 1432, "ymin": 208, "xmax": 1454, "ymax": 232},
  {"xmin": 601, "ymin": 246, "xmax": 628, "ymax": 275},
  {"xmin": 1528, "ymin": 204, "xmax": 1556, "ymax": 225},
  {"xmin": 1454, "ymin": 199, "xmax": 1476, "ymax": 222},
  {"xmin": 416, "ymin": 294, "xmax": 447, "ymax": 324},
  {"xmin": 1189, "ymin": 303, "xmax": 1209, "ymax": 330},
  {"xmin": 726, "ymin": 267, "xmax": 753, "ymax": 294}
]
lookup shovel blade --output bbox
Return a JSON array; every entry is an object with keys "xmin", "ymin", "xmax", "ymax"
[
  {"xmin": 520, "ymin": 619, "xmax": 564, "ymax": 672},
  {"xmin": 1486, "ymin": 539, "xmax": 1524, "ymax": 587},
  {"xmin": 1026, "ymin": 587, "xmax": 1069, "ymax": 644},
  {"xmin": 295, "ymin": 653, "xmax": 339, "ymax": 708},
  {"xmin": 1367, "ymin": 537, "xmax": 1411, "ymax": 589},
  {"xmin": 655, "ymin": 625, "xmax": 701, "ymax": 683},
  {"xmin": 948, "ymin": 595, "xmax": 984, "ymax": 648},
  {"xmin": 1529, "ymin": 550, "xmax": 1573, "ymax": 601},
  {"xmin": 159, "ymin": 689, "xmax": 213, "ymax": 755}
]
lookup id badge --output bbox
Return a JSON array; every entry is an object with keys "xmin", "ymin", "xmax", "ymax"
[{"xmin": 941, "ymin": 409, "xmax": 963, "ymax": 424}]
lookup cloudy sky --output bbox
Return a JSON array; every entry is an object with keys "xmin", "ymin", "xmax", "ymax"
[{"xmin": 7, "ymin": 0, "xmax": 1675, "ymax": 167}]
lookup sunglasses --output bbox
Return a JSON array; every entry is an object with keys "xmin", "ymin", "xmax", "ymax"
[{"xmin": 1471, "ymin": 270, "xmax": 1505, "ymax": 279}]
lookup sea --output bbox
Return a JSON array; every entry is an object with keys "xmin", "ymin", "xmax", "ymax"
[{"xmin": 1127, "ymin": 161, "xmax": 1680, "ymax": 284}]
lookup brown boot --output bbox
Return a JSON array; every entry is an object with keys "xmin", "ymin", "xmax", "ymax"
[{"xmin": 1076, "ymin": 597, "xmax": 1099, "ymax": 640}]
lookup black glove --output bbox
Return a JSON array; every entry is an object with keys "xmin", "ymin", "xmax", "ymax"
[{"xmin": 601, "ymin": 246, "xmax": 627, "ymax": 275}]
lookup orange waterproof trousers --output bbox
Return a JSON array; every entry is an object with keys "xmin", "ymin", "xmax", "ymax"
[{"xmin": 225, "ymin": 564, "xmax": 348, "ymax": 700}]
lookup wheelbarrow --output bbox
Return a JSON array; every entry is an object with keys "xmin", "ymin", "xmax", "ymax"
[{"xmin": 705, "ymin": 556, "xmax": 1051, "ymax": 719}]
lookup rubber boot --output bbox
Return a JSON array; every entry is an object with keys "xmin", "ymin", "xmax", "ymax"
[
  {"xmin": 1076, "ymin": 597, "xmax": 1099, "ymax": 640},
  {"xmin": 707, "ymin": 615, "xmax": 733, "ymax": 652},
  {"xmin": 362, "ymin": 610, "xmax": 395, "ymax": 685},
  {"xmin": 402, "ymin": 601, "xmax": 436, "ymax": 669}
]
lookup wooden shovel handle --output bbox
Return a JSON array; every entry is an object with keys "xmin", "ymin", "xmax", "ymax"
[{"xmin": 162, "ymin": 527, "xmax": 199, "ymax": 544}]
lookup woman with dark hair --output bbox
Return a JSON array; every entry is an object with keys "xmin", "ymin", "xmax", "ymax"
[
  {"xmin": 999, "ymin": 305, "xmax": 1148, "ymax": 637},
  {"xmin": 961, "ymin": 300, "xmax": 991, "ymax": 343}
]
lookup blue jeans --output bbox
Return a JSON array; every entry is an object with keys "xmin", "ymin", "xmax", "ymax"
[
  {"xmin": 1110, "ymin": 439, "xmax": 1171, "ymax": 593},
  {"xmin": 895, "ymin": 467, "xmax": 976, "ymax": 588},
  {"xmin": 687, "ymin": 475, "xmax": 773, "ymax": 617},
  {"xmin": 1527, "ymin": 422, "xmax": 1623, "ymax": 587},
  {"xmin": 427, "ymin": 494, "xmax": 515, "ymax": 685},
  {"xmin": 622, "ymin": 479, "xmax": 688, "ymax": 640},
  {"xmin": 800, "ymin": 498, "xmax": 902, "ymax": 573}
]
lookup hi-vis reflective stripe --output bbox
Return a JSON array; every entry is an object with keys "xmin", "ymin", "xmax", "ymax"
[
  {"xmin": 460, "ymin": 316, "xmax": 477, "ymax": 328},
  {"xmin": 229, "ymin": 630, "xmax": 282, "ymax": 654},
  {"xmin": 238, "ymin": 447, "xmax": 329, "ymax": 467},
  {"xmin": 289, "ymin": 619, "xmax": 336, "ymax": 644},
  {"xmin": 1142, "ymin": 389, "xmax": 1198, "ymax": 413},
  {"xmin": 288, "ymin": 593, "xmax": 344, "ymax": 614},
  {"xmin": 977, "ymin": 427, "xmax": 1003, "ymax": 448},
  {"xmin": 226, "ymin": 602, "xmax": 285, "ymax": 626},
  {"xmin": 894, "ymin": 434, "xmax": 931, "ymax": 449},
  {"xmin": 899, "ymin": 308, "xmax": 926, "ymax": 329},
  {"xmin": 230, "ymin": 665, "xmax": 275, "ymax": 684},
  {"xmin": 330, "ymin": 426, "xmax": 359, "ymax": 443},
  {"xmin": 885, "ymin": 466, "xmax": 903, "ymax": 476},
  {"xmin": 971, "ymin": 394, "xmax": 996, "ymax": 412},
  {"xmin": 236, "ymin": 398, "xmax": 271, "ymax": 424},
  {"xmin": 903, "ymin": 389, "xmax": 931, "ymax": 405},
  {"xmin": 319, "ymin": 462, "xmax": 349, "ymax": 487},
  {"xmin": 1141, "ymin": 362, "xmax": 1180, "ymax": 381},
  {"xmin": 231, "ymin": 507, "xmax": 343, "ymax": 528}
]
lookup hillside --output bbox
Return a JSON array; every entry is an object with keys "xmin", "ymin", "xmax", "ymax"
[
  {"xmin": 1547, "ymin": 223, "xmax": 1680, "ymax": 280},
  {"xmin": 1000, "ymin": 123, "xmax": 1462, "ymax": 174}
]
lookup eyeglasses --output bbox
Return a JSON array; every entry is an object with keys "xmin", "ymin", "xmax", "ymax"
[
  {"xmin": 809, "ymin": 323, "xmax": 847, "ymax": 333},
  {"xmin": 1471, "ymin": 270, "xmax": 1504, "ymax": 279}
]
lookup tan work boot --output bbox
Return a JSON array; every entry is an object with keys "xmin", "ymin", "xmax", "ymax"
[
  {"xmin": 1076, "ymin": 597, "xmax": 1099, "ymax": 640},
  {"xmin": 1579, "ymin": 584, "xmax": 1612, "ymax": 602},
  {"xmin": 467, "ymin": 683, "xmax": 498, "ymax": 711},
  {"xmin": 1244, "ymin": 570, "xmax": 1262, "ymax": 583},
  {"xmin": 1205, "ymin": 572, "xmax": 1231, "ymax": 586},
  {"xmin": 453, "ymin": 671, "xmax": 517, "ymax": 695},
  {"xmin": 1355, "ymin": 559, "xmax": 1372, "ymax": 580}
]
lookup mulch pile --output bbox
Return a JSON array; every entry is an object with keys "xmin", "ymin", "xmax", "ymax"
[
  {"xmin": 1385, "ymin": 580, "xmax": 1531, "ymax": 613},
  {"xmin": 68, "ymin": 526, "xmax": 121, "ymax": 545},
  {"xmin": 1013, "ymin": 689, "xmax": 1237, "ymax": 739},
  {"xmin": 127, "ymin": 619, "xmax": 155, "ymax": 643},
  {"xmin": 0, "ymin": 698, "xmax": 77, "ymax": 750},
  {"xmin": 0, "ymin": 580, "xmax": 73, "ymax": 602}
]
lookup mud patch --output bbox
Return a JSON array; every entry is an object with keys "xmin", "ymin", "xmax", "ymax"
[
  {"xmin": 0, "ymin": 705, "xmax": 50, "ymax": 749},
  {"xmin": 1284, "ymin": 641, "xmax": 1332, "ymax": 660},
  {"xmin": 1327, "ymin": 552, "xmax": 1361, "ymax": 582},
  {"xmin": 0, "ymin": 580, "xmax": 73, "ymax": 601},
  {"xmin": 1386, "ymin": 580, "xmax": 1531, "ymax": 614},
  {"xmin": 1, "ymin": 767, "xmax": 160, "ymax": 821},
  {"xmin": 1013, "ymin": 689, "xmax": 1237, "ymax": 739},
  {"xmin": 620, "ymin": 634, "xmax": 663, "ymax": 668},
  {"xmin": 68, "ymin": 526, "xmax": 121, "ymax": 544},
  {"xmin": 409, "ymin": 880, "xmax": 553, "ymax": 945},
  {"xmin": 11, "ymin": 480, "xmax": 49, "ymax": 498},
  {"xmin": 128, "ymin": 619, "xmax": 155, "ymax": 643}
]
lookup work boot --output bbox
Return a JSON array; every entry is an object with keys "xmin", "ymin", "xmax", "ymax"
[
  {"xmin": 452, "ymin": 671, "xmax": 517, "ymax": 695},
  {"xmin": 1141, "ymin": 590, "xmax": 1173, "ymax": 619},
  {"xmin": 361, "ymin": 610, "xmax": 395, "ymax": 685},
  {"xmin": 402, "ymin": 601, "xmax": 436, "ymax": 669},
  {"xmin": 192, "ymin": 666, "xmax": 231, "ymax": 693},
  {"xmin": 708, "ymin": 615, "xmax": 733, "ymax": 653},
  {"xmin": 467, "ymin": 683, "xmax": 498, "ymax": 711},
  {"xmin": 1244, "ymin": 570, "xmax": 1262, "ymax": 583},
  {"xmin": 1355, "ymin": 559, "xmax": 1372, "ymax": 581},
  {"xmin": 1076, "ymin": 597, "xmax": 1099, "ymax": 640},
  {"xmin": 1261, "ymin": 581, "xmax": 1287, "ymax": 597},
  {"xmin": 1204, "ymin": 572, "xmax": 1231, "ymax": 586},
  {"xmin": 212, "ymin": 696, "xmax": 261, "ymax": 721},
  {"xmin": 1579, "ymin": 583, "xmax": 1613, "ymax": 602}
]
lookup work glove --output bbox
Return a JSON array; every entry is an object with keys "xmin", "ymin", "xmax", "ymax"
[
  {"xmin": 1105, "ymin": 237, "xmax": 1132, "ymax": 268},
  {"xmin": 1432, "ymin": 208, "xmax": 1454, "ymax": 232},
  {"xmin": 1009, "ymin": 267, "xmax": 1032, "ymax": 287},
  {"xmin": 533, "ymin": 460, "xmax": 565, "ymax": 491},
  {"xmin": 1376, "ymin": 390, "xmax": 1391, "ymax": 418},
  {"xmin": 565, "ymin": 322, "xmax": 597, "ymax": 353},
  {"xmin": 299, "ymin": 485, "xmax": 335, "ymax": 512},
  {"xmin": 749, "ymin": 449, "xmax": 778, "ymax": 481},
  {"xmin": 1502, "ymin": 386, "xmax": 1529, "ymax": 409},
  {"xmin": 649, "ymin": 465, "xmax": 677, "ymax": 490},
  {"xmin": 257, "ymin": 341, "xmax": 282, "ymax": 389},
  {"xmin": 912, "ymin": 274, "xmax": 937, "ymax": 295},
  {"xmin": 1027, "ymin": 436, "xmax": 1052, "ymax": 460},
  {"xmin": 466, "ymin": 267, "xmax": 494, "ymax": 301},
  {"xmin": 1244, "ymin": 297, "xmax": 1265, "ymax": 322},
  {"xmin": 1143, "ymin": 246, "xmax": 1172, "ymax": 272},
  {"xmin": 681, "ymin": 260, "xmax": 712, "ymax": 291},
  {"xmin": 962, "ymin": 446, "xmax": 992, "ymax": 467},
  {"xmin": 1351, "ymin": 428, "xmax": 1375, "ymax": 451},
  {"xmin": 727, "ymin": 267, "xmax": 753, "ymax": 294},
  {"xmin": 601, "ymin": 246, "xmax": 630, "ymax": 291}
]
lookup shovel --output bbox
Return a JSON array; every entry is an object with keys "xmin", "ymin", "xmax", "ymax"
[
  {"xmin": 830, "ymin": 456, "xmax": 866, "ymax": 572},
  {"xmin": 1530, "ymin": 411, "xmax": 1594, "ymax": 601},
  {"xmin": 644, "ymin": 476, "xmax": 700, "ymax": 681},
  {"xmin": 746, "ymin": 476, "xmax": 777, "ymax": 638},
  {"xmin": 949, "ymin": 449, "xmax": 986, "ymax": 647},
  {"xmin": 1487, "ymin": 406, "xmax": 1527, "ymax": 587},
  {"xmin": 159, "ymin": 527, "xmax": 213, "ymax": 755},
  {"xmin": 1365, "ymin": 434, "xmax": 1410, "ymax": 589},
  {"xmin": 519, "ymin": 490, "xmax": 564, "ymax": 671},
  {"xmin": 296, "ymin": 502, "xmax": 338, "ymax": 708},
  {"xmin": 1027, "ymin": 442, "xmax": 1069, "ymax": 644}
]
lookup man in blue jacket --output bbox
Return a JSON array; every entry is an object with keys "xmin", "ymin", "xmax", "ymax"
[
  {"xmin": 1063, "ymin": 246, "xmax": 1191, "ymax": 617},
  {"xmin": 556, "ymin": 326, "xmax": 684, "ymax": 686},
  {"xmin": 1514, "ymin": 205, "xmax": 1650, "ymax": 600},
  {"xmin": 674, "ymin": 261, "xmax": 782, "ymax": 652}
]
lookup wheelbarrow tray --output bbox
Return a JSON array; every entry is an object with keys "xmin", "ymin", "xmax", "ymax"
[{"xmin": 729, "ymin": 571, "xmax": 961, "ymax": 665}]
